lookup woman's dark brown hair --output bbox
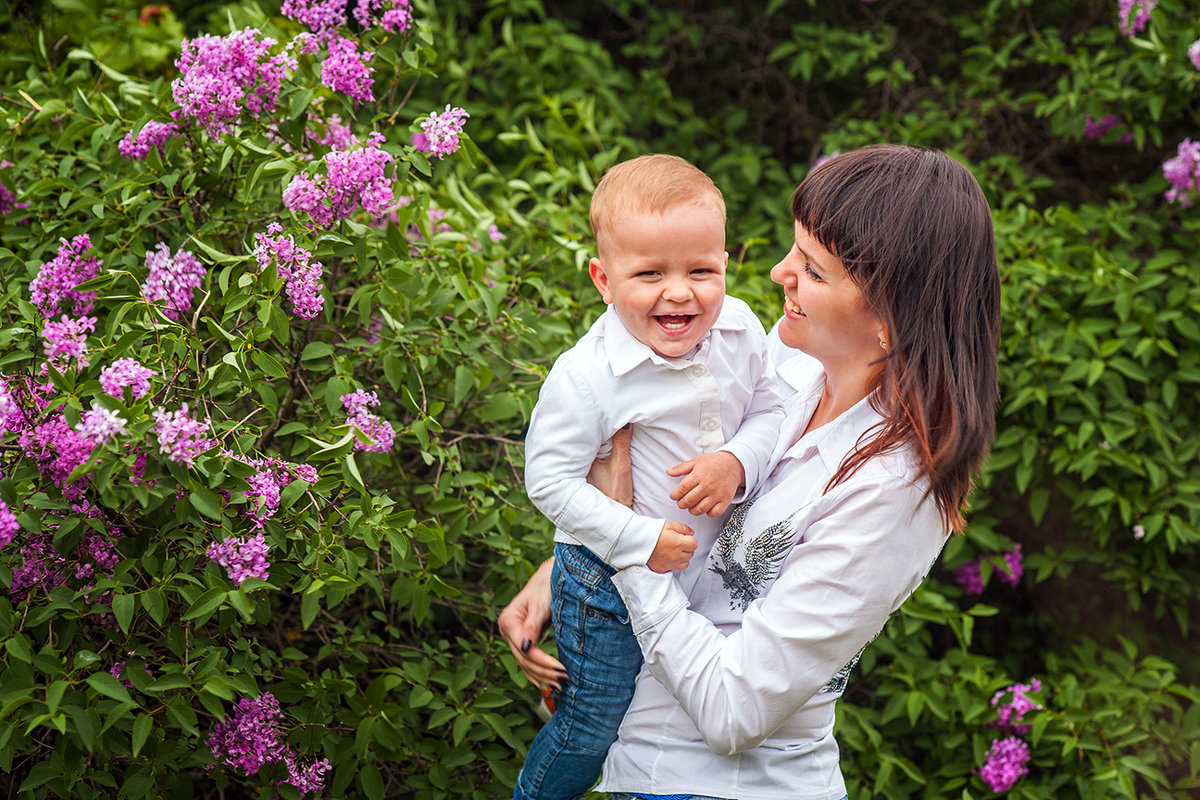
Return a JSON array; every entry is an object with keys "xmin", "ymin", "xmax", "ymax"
[{"xmin": 792, "ymin": 145, "xmax": 1001, "ymax": 532}]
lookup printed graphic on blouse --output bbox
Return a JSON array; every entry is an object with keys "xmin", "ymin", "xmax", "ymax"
[
  {"xmin": 821, "ymin": 650, "xmax": 863, "ymax": 694},
  {"xmin": 709, "ymin": 499, "xmax": 800, "ymax": 611}
]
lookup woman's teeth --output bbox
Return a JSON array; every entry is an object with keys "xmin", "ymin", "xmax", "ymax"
[{"xmin": 786, "ymin": 299, "xmax": 805, "ymax": 316}]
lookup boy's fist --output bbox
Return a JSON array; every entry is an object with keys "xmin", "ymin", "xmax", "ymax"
[
  {"xmin": 667, "ymin": 451, "xmax": 746, "ymax": 517},
  {"xmin": 647, "ymin": 521, "xmax": 696, "ymax": 573}
]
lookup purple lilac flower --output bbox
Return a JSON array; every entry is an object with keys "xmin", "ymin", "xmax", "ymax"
[
  {"xmin": 414, "ymin": 104, "xmax": 469, "ymax": 160},
  {"xmin": 281, "ymin": 0, "xmax": 346, "ymax": 33},
  {"xmin": 171, "ymin": 28, "xmax": 296, "ymax": 136},
  {"xmin": 253, "ymin": 224, "xmax": 325, "ymax": 318},
  {"xmin": 321, "ymin": 36, "xmax": 374, "ymax": 104},
  {"xmin": 311, "ymin": 113, "xmax": 357, "ymax": 150},
  {"xmin": 996, "ymin": 545, "xmax": 1023, "ymax": 587},
  {"xmin": 991, "ymin": 679, "xmax": 1043, "ymax": 735},
  {"xmin": 42, "ymin": 315, "xmax": 97, "ymax": 371},
  {"xmin": 76, "ymin": 403, "xmax": 128, "ymax": 445},
  {"xmin": 1118, "ymin": 0, "xmax": 1155, "ymax": 36},
  {"xmin": 99, "ymin": 358, "xmax": 155, "ymax": 400},
  {"xmin": 110, "ymin": 658, "xmax": 154, "ymax": 689},
  {"xmin": 283, "ymin": 133, "xmax": 394, "ymax": 227},
  {"xmin": 341, "ymin": 389, "xmax": 395, "ymax": 453},
  {"xmin": 207, "ymin": 532, "xmax": 270, "ymax": 586},
  {"xmin": 1083, "ymin": 114, "xmax": 1119, "ymax": 140},
  {"xmin": 30, "ymin": 234, "xmax": 101, "ymax": 318},
  {"xmin": 353, "ymin": 0, "xmax": 412, "ymax": 33},
  {"xmin": 0, "ymin": 177, "xmax": 17, "ymax": 217},
  {"xmin": 1163, "ymin": 138, "xmax": 1200, "ymax": 206},
  {"xmin": 118, "ymin": 121, "xmax": 179, "ymax": 160},
  {"xmin": 0, "ymin": 380, "xmax": 17, "ymax": 429},
  {"xmin": 978, "ymin": 736, "xmax": 1031, "ymax": 793},
  {"xmin": 952, "ymin": 559, "xmax": 984, "ymax": 595},
  {"xmin": 1190, "ymin": 40, "xmax": 1200, "ymax": 70},
  {"xmin": 207, "ymin": 692, "xmax": 288, "ymax": 773},
  {"xmin": 245, "ymin": 469, "xmax": 283, "ymax": 528},
  {"xmin": 814, "ymin": 150, "xmax": 842, "ymax": 169},
  {"xmin": 0, "ymin": 501, "xmax": 17, "ymax": 548},
  {"xmin": 0, "ymin": 374, "xmax": 55, "ymax": 435},
  {"xmin": 9, "ymin": 532, "xmax": 69, "ymax": 599},
  {"xmin": 19, "ymin": 415, "xmax": 94, "ymax": 500},
  {"xmin": 151, "ymin": 403, "xmax": 213, "ymax": 465},
  {"xmin": 1133, "ymin": 523, "xmax": 1146, "ymax": 539},
  {"xmin": 488, "ymin": 224, "xmax": 505, "ymax": 243},
  {"xmin": 142, "ymin": 243, "xmax": 206, "ymax": 320},
  {"xmin": 283, "ymin": 751, "xmax": 333, "ymax": 794}
]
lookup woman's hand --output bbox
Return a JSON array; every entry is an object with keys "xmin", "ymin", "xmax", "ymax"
[
  {"xmin": 587, "ymin": 424, "xmax": 634, "ymax": 506},
  {"xmin": 497, "ymin": 558, "xmax": 568, "ymax": 690}
]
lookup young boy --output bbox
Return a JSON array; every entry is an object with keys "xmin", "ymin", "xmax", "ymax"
[{"xmin": 515, "ymin": 154, "xmax": 783, "ymax": 800}]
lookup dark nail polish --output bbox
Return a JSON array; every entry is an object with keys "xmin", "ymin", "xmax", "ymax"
[{"xmin": 521, "ymin": 638, "xmax": 532, "ymax": 652}]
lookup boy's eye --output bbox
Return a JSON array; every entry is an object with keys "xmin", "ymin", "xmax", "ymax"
[{"xmin": 691, "ymin": 268, "xmax": 714, "ymax": 276}]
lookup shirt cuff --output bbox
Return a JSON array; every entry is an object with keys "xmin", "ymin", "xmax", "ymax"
[
  {"xmin": 717, "ymin": 443, "xmax": 756, "ymax": 501},
  {"xmin": 610, "ymin": 565, "xmax": 689, "ymax": 635}
]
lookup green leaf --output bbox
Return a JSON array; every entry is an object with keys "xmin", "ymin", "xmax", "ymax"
[
  {"xmin": 360, "ymin": 763, "xmax": 384, "ymax": 800},
  {"xmin": 181, "ymin": 588, "xmax": 228, "ymax": 621},
  {"xmin": 141, "ymin": 587, "xmax": 167, "ymax": 626},
  {"xmin": 112, "ymin": 593, "xmax": 136, "ymax": 633},
  {"xmin": 189, "ymin": 489, "xmax": 224, "ymax": 520},
  {"xmin": 131, "ymin": 713, "xmax": 153, "ymax": 757},
  {"xmin": 5, "ymin": 634, "xmax": 32, "ymax": 663},
  {"xmin": 86, "ymin": 672, "xmax": 132, "ymax": 704}
]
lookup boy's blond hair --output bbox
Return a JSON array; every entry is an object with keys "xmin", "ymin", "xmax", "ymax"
[{"xmin": 589, "ymin": 154, "xmax": 726, "ymax": 251}]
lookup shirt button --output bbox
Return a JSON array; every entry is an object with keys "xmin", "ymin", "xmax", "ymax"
[
  {"xmin": 702, "ymin": 418, "xmax": 720, "ymax": 432},
  {"xmin": 689, "ymin": 365, "xmax": 706, "ymax": 377}
]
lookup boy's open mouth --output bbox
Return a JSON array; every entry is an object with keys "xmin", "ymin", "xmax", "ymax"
[{"xmin": 655, "ymin": 314, "xmax": 695, "ymax": 332}]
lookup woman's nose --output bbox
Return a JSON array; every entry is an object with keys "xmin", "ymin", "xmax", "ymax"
[{"xmin": 769, "ymin": 257, "xmax": 790, "ymax": 285}]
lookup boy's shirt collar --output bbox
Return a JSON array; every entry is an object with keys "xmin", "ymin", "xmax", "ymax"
[{"xmin": 600, "ymin": 299, "xmax": 748, "ymax": 376}]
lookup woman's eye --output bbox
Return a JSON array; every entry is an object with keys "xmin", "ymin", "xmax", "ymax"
[{"xmin": 803, "ymin": 262, "xmax": 824, "ymax": 282}]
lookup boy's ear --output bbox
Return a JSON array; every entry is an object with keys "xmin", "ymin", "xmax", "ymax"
[{"xmin": 588, "ymin": 258, "xmax": 614, "ymax": 304}]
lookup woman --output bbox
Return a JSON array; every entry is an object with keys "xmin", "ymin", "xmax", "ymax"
[{"xmin": 499, "ymin": 145, "xmax": 1001, "ymax": 800}]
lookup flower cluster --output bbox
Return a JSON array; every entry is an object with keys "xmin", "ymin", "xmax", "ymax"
[
  {"xmin": 353, "ymin": 0, "xmax": 413, "ymax": 33},
  {"xmin": 978, "ymin": 736, "xmax": 1031, "ymax": 793},
  {"xmin": 142, "ymin": 243, "xmax": 206, "ymax": 320},
  {"xmin": 30, "ymin": 235, "xmax": 101, "ymax": 318},
  {"xmin": 952, "ymin": 544, "xmax": 1022, "ymax": 595},
  {"xmin": 0, "ymin": 501, "xmax": 17, "ymax": 548},
  {"xmin": 283, "ymin": 133, "xmax": 394, "ymax": 227},
  {"xmin": 99, "ymin": 358, "xmax": 156, "ymax": 401},
  {"xmin": 1163, "ymin": 138, "xmax": 1200, "ymax": 206},
  {"xmin": 118, "ymin": 121, "xmax": 179, "ymax": 160},
  {"xmin": 19, "ymin": 415, "xmax": 95, "ymax": 500},
  {"xmin": 253, "ymin": 224, "xmax": 324, "ymax": 318},
  {"xmin": 42, "ymin": 315, "xmax": 97, "ymax": 372},
  {"xmin": 151, "ymin": 404, "xmax": 213, "ymax": 466},
  {"xmin": 0, "ymin": 381, "xmax": 16, "ymax": 433},
  {"xmin": 991, "ymin": 679, "xmax": 1043, "ymax": 735},
  {"xmin": 9, "ymin": 509, "xmax": 123, "ymax": 600},
  {"xmin": 281, "ymin": 0, "xmax": 346, "ymax": 32},
  {"xmin": 321, "ymin": 35, "xmax": 374, "ymax": 104},
  {"xmin": 1190, "ymin": 40, "xmax": 1200, "ymax": 71},
  {"xmin": 413, "ymin": 104, "xmax": 469, "ymax": 160},
  {"xmin": 171, "ymin": 28, "xmax": 296, "ymax": 136},
  {"xmin": 1082, "ymin": 114, "xmax": 1119, "ymax": 140},
  {"xmin": 1117, "ymin": 0, "xmax": 1155, "ymax": 36},
  {"xmin": 208, "ymin": 692, "xmax": 330, "ymax": 795},
  {"xmin": 110, "ymin": 658, "xmax": 154, "ymax": 689},
  {"xmin": 310, "ymin": 113, "xmax": 356, "ymax": 150},
  {"xmin": 76, "ymin": 403, "xmax": 128, "ymax": 445},
  {"xmin": 0, "ymin": 374, "xmax": 54, "ymax": 435},
  {"xmin": 341, "ymin": 389, "xmax": 395, "ymax": 452},
  {"xmin": 207, "ymin": 531, "xmax": 270, "ymax": 585}
]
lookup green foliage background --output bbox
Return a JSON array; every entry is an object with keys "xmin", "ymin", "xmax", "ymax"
[{"xmin": 1, "ymin": 0, "xmax": 1198, "ymax": 798}]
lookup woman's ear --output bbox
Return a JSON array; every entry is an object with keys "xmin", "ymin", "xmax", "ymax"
[
  {"xmin": 589, "ymin": 258, "xmax": 614, "ymax": 304},
  {"xmin": 876, "ymin": 320, "xmax": 890, "ymax": 352}
]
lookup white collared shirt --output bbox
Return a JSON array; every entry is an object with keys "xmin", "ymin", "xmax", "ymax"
[
  {"xmin": 524, "ymin": 296, "xmax": 785, "ymax": 585},
  {"xmin": 597, "ymin": 329, "xmax": 950, "ymax": 800}
]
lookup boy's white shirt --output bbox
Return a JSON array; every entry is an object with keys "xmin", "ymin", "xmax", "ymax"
[{"xmin": 524, "ymin": 295, "xmax": 784, "ymax": 590}]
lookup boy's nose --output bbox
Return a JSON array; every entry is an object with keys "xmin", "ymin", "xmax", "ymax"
[{"xmin": 661, "ymin": 277, "xmax": 693, "ymax": 302}]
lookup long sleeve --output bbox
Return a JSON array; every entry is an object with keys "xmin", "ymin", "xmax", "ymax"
[
  {"xmin": 610, "ymin": 474, "xmax": 947, "ymax": 756},
  {"xmin": 524, "ymin": 359, "xmax": 664, "ymax": 569},
  {"xmin": 718, "ymin": 348, "xmax": 786, "ymax": 499}
]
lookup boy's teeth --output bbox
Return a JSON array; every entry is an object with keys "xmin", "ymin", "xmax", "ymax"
[{"xmin": 658, "ymin": 315, "xmax": 691, "ymax": 331}]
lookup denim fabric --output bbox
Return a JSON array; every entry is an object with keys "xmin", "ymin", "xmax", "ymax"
[
  {"xmin": 608, "ymin": 795, "xmax": 846, "ymax": 800},
  {"xmin": 514, "ymin": 543, "xmax": 643, "ymax": 800}
]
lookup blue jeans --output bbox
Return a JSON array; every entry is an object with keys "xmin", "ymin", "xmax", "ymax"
[{"xmin": 513, "ymin": 544, "xmax": 643, "ymax": 800}]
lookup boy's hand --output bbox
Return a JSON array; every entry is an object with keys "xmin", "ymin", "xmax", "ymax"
[
  {"xmin": 666, "ymin": 451, "xmax": 746, "ymax": 517},
  {"xmin": 647, "ymin": 521, "xmax": 696, "ymax": 573}
]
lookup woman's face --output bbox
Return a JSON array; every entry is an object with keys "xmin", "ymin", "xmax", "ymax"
[{"xmin": 770, "ymin": 220, "xmax": 884, "ymax": 370}]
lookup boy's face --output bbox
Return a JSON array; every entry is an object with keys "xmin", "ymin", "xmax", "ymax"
[{"xmin": 589, "ymin": 201, "xmax": 727, "ymax": 359}]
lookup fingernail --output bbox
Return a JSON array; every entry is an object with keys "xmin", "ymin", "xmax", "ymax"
[
  {"xmin": 521, "ymin": 638, "xmax": 532, "ymax": 652},
  {"xmin": 620, "ymin": 423, "xmax": 631, "ymax": 430}
]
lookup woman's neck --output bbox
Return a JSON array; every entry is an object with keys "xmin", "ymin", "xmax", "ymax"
[{"xmin": 803, "ymin": 364, "xmax": 875, "ymax": 436}]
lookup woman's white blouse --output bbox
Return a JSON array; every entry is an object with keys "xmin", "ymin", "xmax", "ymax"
[{"xmin": 597, "ymin": 342, "xmax": 950, "ymax": 800}]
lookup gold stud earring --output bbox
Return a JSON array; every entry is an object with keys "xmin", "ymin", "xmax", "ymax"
[{"xmin": 879, "ymin": 337, "xmax": 889, "ymax": 351}]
